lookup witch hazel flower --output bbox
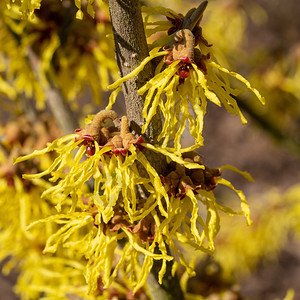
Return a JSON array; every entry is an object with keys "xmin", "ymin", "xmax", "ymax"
[
  {"xmin": 12, "ymin": 107, "xmax": 255, "ymax": 295},
  {"xmin": 108, "ymin": 1, "xmax": 264, "ymax": 154},
  {"xmin": 11, "ymin": 2, "xmax": 264, "ymax": 296}
]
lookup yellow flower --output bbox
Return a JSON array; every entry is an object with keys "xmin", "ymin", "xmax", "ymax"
[
  {"xmin": 108, "ymin": 3, "xmax": 265, "ymax": 154},
  {"xmin": 109, "ymin": 47, "xmax": 264, "ymax": 154},
  {"xmin": 13, "ymin": 110, "xmax": 253, "ymax": 294},
  {"xmin": 1, "ymin": 0, "xmax": 117, "ymax": 109}
]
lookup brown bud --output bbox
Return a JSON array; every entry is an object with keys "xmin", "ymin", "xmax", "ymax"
[
  {"xmin": 110, "ymin": 135, "xmax": 123, "ymax": 148},
  {"xmin": 122, "ymin": 132, "xmax": 136, "ymax": 149},
  {"xmin": 190, "ymin": 169, "xmax": 205, "ymax": 186},
  {"xmin": 133, "ymin": 214, "xmax": 156, "ymax": 243},
  {"xmin": 165, "ymin": 170, "xmax": 181, "ymax": 194},
  {"xmin": 204, "ymin": 167, "xmax": 222, "ymax": 190},
  {"xmin": 175, "ymin": 163, "xmax": 186, "ymax": 177}
]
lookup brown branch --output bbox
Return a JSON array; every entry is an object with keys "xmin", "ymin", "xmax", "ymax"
[
  {"xmin": 108, "ymin": 0, "xmax": 167, "ymax": 175},
  {"xmin": 107, "ymin": 0, "xmax": 152, "ymax": 126},
  {"xmin": 46, "ymin": 81, "xmax": 79, "ymax": 135},
  {"xmin": 26, "ymin": 48, "xmax": 79, "ymax": 135}
]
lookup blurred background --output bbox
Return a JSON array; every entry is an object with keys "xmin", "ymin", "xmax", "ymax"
[{"xmin": 0, "ymin": 0, "xmax": 300, "ymax": 299}]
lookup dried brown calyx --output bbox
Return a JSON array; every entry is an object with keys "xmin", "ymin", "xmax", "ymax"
[
  {"xmin": 161, "ymin": 151, "xmax": 221, "ymax": 198},
  {"xmin": 164, "ymin": 29, "xmax": 211, "ymax": 78},
  {"xmin": 164, "ymin": 1, "xmax": 212, "ymax": 79},
  {"xmin": 75, "ymin": 110, "xmax": 144, "ymax": 156},
  {"xmin": 132, "ymin": 214, "xmax": 157, "ymax": 243},
  {"xmin": 103, "ymin": 206, "xmax": 131, "ymax": 233},
  {"xmin": 166, "ymin": 9, "xmax": 211, "ymax": 47},
  {"xmin": 100, "ymin": 205, "xmax": 157, "ymax": 244},
  {"xmin": 167, "ymin": 12, "xmax": 185, "ymax": 36}
]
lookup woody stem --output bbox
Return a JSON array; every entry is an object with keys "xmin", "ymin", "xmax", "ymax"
[{"xmin": 108, "ymin": 0, "xmax": 167, "ymax": 175}]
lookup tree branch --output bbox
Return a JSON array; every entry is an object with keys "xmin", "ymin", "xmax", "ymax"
[
  {"xmin": 108, "ymin": 0, "xmax": 167, "ymax": 175},
  {"xmin": 26, "ymin": 48, "xmax": 79, "ymax": 135},
  {"xmin": 46, "ymin": 81, "xmax": 79, "ymax": 135}
]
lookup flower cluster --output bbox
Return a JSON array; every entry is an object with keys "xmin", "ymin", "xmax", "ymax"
[
  {"xmin": 9, "ymin": 1, "xmax": 264, "ymax": 299},
  {"xmin": 4, "ymin": 0, "xmax": 95, "ymax": 19},
  {"xmin": 108, "ymin": 2, "xmax": 264, "ymax": 153},
  {"xmin": 0, "ymin": 116, "xmax": 81, "ymax": 299},
  {"xmin": 13, "ymin": 109, "xmax": 253, "ymax": 295},
  {"xmin": 74, "ymin": 110, "xmax": 144, "ymax": 156},
  {"xmin": 0, "ymin": 0, "xmax": 117, "ymax": 108},
  {"xmin": 161, "ymin": 151, "xmax": 221, "ymax": 197}
]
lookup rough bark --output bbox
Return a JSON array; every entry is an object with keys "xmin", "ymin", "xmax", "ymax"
[{"xmin": 108, "ymin": 0, "xmax": 167, "ymax": 175}]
